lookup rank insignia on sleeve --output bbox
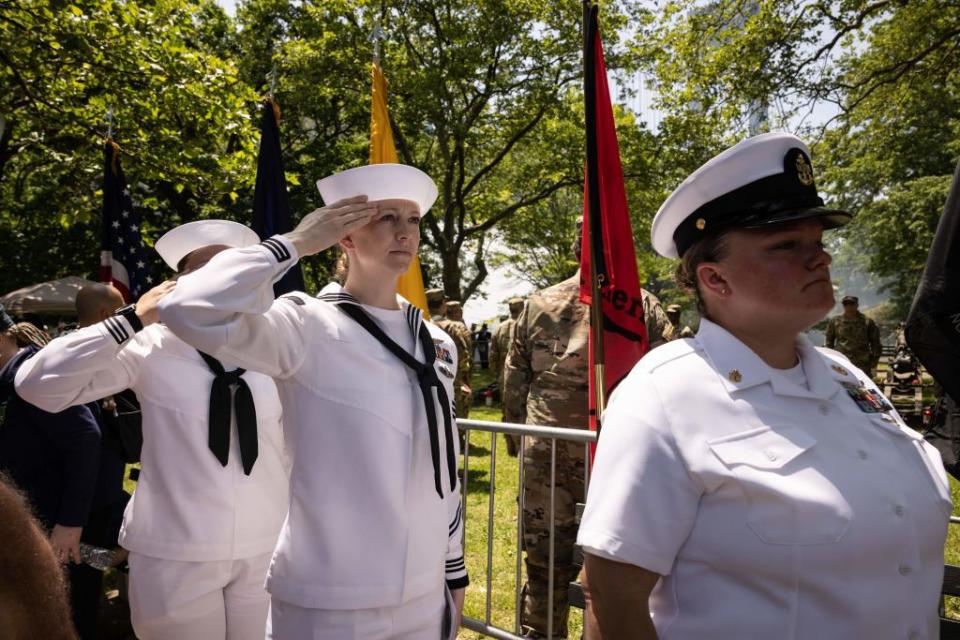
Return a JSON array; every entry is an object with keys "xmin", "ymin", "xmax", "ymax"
[
  {"xmin": 438, "ymin": 364, "xmax": 454, "ymax": 379},
  {"xmin": 840, "ymin": 381, "xmax": 894, "ymax": 413}
]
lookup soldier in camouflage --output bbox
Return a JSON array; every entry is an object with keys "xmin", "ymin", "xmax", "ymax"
[
  {"xmin": 664, "ymin": 303, "xmax": 695, "ymax": 340},
  {"xmin": 490, "ymin": 297, "xmax": 525, "ymax": 456},
  {"xmin": 441, "ymin": 300, "xmax": 473, "ymax": 420},
  {"xmin": 503, "ymin": 233, "xmax": 672, "ymax": 637},
  {"xmin": 825, "ymin": 295, "xmax": 882, "ymax": 376}
]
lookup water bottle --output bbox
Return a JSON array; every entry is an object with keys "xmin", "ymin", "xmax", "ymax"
[{"xmin": 79, "ymin": 543, "xmax": 116, "ymax": 571}]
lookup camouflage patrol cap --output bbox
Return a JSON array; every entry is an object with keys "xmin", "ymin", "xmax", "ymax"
[
  {"xmin": 842, "ymin": 295, "xmax": 858, "ymax": 304},
  {"xmin": 425, "ymin": 288, "xmax": 445, "ymax": 304},
  {"xmin": 508, "ymin": 297, "xmax": 524, "ymax": 310},
  {"xmin": 445, "ymin": 301, "xmax": 462, "ymax": 311}
]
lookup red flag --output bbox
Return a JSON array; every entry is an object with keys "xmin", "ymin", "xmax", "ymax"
[{"xmin": 579, "ymin": 3, "xmax": 648, "ymax": 438}]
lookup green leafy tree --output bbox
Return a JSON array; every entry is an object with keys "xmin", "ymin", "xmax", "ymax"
[
  {"xmin": 632, "ymin": 0, "xmax": 960, "ymax": 315},
  {"xmin": 235, "ymin": 0, "xmax": 640, "ymax": 301},
  {"xmin": 0, "ymin": 0, "xmax": 260, "ymax": 295}
]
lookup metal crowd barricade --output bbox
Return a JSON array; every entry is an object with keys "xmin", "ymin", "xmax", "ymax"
[{"xmin": 455, "ymin": 418, "xmax": 597, "ymax": 640}]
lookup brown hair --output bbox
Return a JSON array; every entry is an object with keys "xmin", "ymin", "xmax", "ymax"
[
  {"xmin": 3, "ymin": 322, "xmax": 50, "ymax": 350},
  {"xmin": 673, "ymin": 233, "xmax": 731, "ymax": 318},
  {"xmin": 334, "ymin": 249, "xmax": 350, "ymax": 285}
]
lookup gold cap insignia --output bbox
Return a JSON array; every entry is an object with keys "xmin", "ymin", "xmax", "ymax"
[
  {"xmin": 696, "ymin": 218, "xmax": 706, "ymax": 230},
  {"xmin": 728, "ymin": 369, "xmax": 743, "ymax": 383},
  {"xmin": 830, "ymin": 364, "xmax": 849, "ymax": 376},
  {"xmin": 795, "ymin": 154, "xmax": 814, "ymax": 186}
]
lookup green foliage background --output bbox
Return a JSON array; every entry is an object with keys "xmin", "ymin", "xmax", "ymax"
[{"xmin": 1, "ymin": 0, "xmax": 959, "ymax": 318}]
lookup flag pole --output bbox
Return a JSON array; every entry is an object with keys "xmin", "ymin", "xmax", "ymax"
[{"xmin": 583, "ymin": 1, "xmax": 607, "ymax": 433}]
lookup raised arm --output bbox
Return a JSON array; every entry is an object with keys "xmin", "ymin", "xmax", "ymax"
[
  {"xmin": 15, "ymin": 318, "xmax": 143, "ymax": 413},
  {"xmin": 158, "ymin": 197, "xmax": 378, "ymax": 378}
]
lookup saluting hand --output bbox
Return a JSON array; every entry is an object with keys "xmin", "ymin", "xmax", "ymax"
[
  {"xmin": 134, "ymin": 280, "xmax": 177, "ymax": 327},
  {"xmin": 285, "ymin": 196, "xmax": 379, "ymax": 257}
]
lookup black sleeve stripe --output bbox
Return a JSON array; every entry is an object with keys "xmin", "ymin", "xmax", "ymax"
[
  {"xmin": 448, "ymin": 503, "xmax": 462, "ymax": 534},
  {"xmin": 446, "ymin": 575, "xmax": 470, "ymax": 590},
  {"xmin": 103, "ymin": 317, "xmax": 128, "ymax": 344},
  {"xmin": 260, "ymin": 237, "xmax": 291, "ymax": 262}
]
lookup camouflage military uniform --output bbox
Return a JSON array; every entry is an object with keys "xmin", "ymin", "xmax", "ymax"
[
  {"xmin": 491, "ymin": 313, "xmax": 520, "ymax": 455},
  {"xmin": 434, "ymin": 310, "xmax": 473, "ymax": 419},
  {"xmin": 825, "ymin": 311, "xmax": 882, "ymax": 374},
  {"xmin": 490, "ymin": 318, "xmax": 516, "ymax": 392},
  {"xmin": 502, "ymin": 275, "xmax": 672, "ymax": 638}
]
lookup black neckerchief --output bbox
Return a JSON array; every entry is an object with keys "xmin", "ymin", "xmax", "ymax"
[
  {"xmin": 196, "ymin": 351, "xmax": 258, "ymax": 475},
  {"xmin": 320, "ymin": 290, "xmax": 456, "ymax": 498}
]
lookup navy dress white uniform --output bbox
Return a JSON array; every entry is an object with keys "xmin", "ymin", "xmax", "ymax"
[
  {"xmin": 156, "ymin": 238, "xmax": 467, "ymax": 637},
  {"xmin": 16, "ymin": 221, "xmax": 290, "ymax": 640},
  {"xmin": 577, "ymin": 133, "xmax": 950, "ymax": 639}
]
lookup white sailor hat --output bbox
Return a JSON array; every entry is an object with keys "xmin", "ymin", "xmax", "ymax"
[
  {"xmin": 316, "ymin": 163, "xmax": 438, "ymax": 214},
  {"xmin": 651, "ymin": 132, "xmax": 851, "ymax": 258},
  {"xmin": 155, "ymin": 220, "xmax": 260, "ymax": 271}
]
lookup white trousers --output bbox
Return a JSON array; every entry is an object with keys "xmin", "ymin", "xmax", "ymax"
[
  {"xmin": 268, "ymin": 583, "xmax": 453, "ymax": 640},
  {"xmin": 128, "ymin": 551, "xmax": 273, "ymax": 640}
]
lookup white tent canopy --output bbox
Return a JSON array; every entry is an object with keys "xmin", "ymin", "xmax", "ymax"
[{"xmin": 0, "ymin": 276, "xmax": 98, "ymax": 316}]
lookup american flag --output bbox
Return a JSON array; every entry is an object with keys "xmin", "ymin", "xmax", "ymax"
[{"xmin": 100, "ymin": 140, "xmax": 155, "ymax": 302}]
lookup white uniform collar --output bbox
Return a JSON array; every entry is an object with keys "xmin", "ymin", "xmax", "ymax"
[
  {"xmin": 695, "ymin": 318, "xmax": 840, "ymax": 400},
  {"xmin": 317, "ymin": 282, "xmax": 423, "ymax": 340}
]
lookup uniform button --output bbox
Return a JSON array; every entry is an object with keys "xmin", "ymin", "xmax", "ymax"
[
  {"xmin": 899, "ymin": 565, "xmax": 912, "ymax": 576},
  {"xmin": 764, "ymin": 449, "xmax": 778, "ymax": 461},
  {"xmin": 857, "ymin": 450, "xmax": 868, "ymax": 460},
  {"xmin": 818, "ymin": 404, "xmax": 830, "ymax": 415},
  {"xmin": 893, "ymin": 505, "xmax": 905, "ymax": 517}
]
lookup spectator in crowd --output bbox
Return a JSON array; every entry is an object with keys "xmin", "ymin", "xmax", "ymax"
[
  {"xmin": 503, "ymin": 219, "xmax": 672, "ymax": 639},
  {"xmin": 0, "ymin": 318, "xmax": 105, "ymax": 639},
  {"xmin": 16, "ymin": 221, "xmax": 290, "ymax": 640},
  {"xmin": 825, "ymin": 294, "xmax": 883, "ymax": 377},
  {"xmin": 475, "ymin": 323, "xmax": 492, "ymax": 369},
  {"xmin": 0, "ymin": 472, "xmax": 78, "ymax": 640},
  {"xmin": 156, "ymin": 165, "xmax": 467, "ymax": 639},
  {"xmin": 578, "ymin": 133, "xmax": 949, "ymax": 639}
]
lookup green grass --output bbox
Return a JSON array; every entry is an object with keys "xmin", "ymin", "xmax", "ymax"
[
  {"xmin": 122, "ymin": 365, "xmax": 959, "ymax": 635},
  {"xmin": 458, "ymin": 368, "xmax": 584, "ymax": 639},
  {"xmin": 944, "ymin": 477, "xmax": 960, "ymax": 618}
]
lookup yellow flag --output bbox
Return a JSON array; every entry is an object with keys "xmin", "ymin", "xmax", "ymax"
[{"xmin": 370, "ymin": 62, "xmax": 430, "ymax": 318}]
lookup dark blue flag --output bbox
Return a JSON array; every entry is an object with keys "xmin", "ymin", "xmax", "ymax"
[
  {"xmin": 100, "ymin": 140, "xmax": 155, "ymax": 302},
  {"xmin": 905, "ymin": 160, "xmax": 960, "ymax": 400},
  {"xmin": 253, "ymin": 98, "xmax": 305, "ymax": 296}
]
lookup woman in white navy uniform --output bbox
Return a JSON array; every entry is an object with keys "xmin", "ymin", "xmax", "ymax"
[
  {"xmin": 577, "ymin": 133, "xmax": 951, "ymax": 639},
  {"xmin": 155, "ymin": 164, "xmax": 468, "ymax": 639},
  {"xmin": 15, "ymin": 221, "xmax": 290, "ymax": 640}
]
